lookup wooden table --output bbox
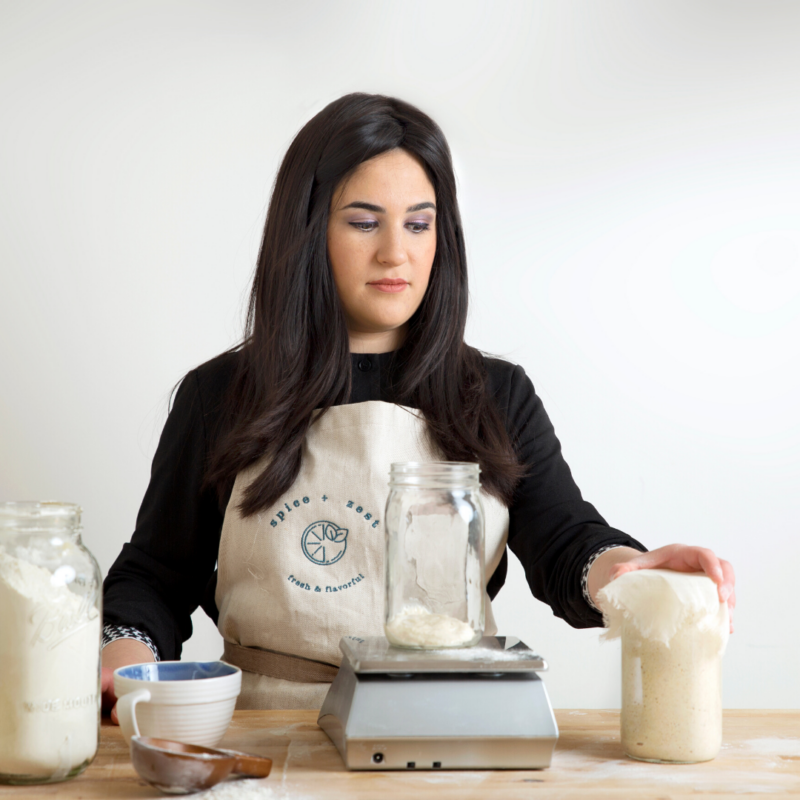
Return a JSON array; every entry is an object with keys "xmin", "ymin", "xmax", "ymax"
[{"xmin": 1, "ymin": 711, "xmax": 798, "ymax": 799}]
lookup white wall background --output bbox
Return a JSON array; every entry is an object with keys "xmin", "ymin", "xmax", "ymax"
[{"xmin": 2, "ymin": 0, "xmax": 798, "ymax": 708}]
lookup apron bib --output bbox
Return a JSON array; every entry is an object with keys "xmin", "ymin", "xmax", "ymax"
[{"xmin": 216, "ymin": 401, "xmax": 509, "ymax": 709}]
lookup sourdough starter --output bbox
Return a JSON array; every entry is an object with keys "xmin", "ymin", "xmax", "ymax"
[
  {"xmin": 384, "ymin": 606, "xmax": 476, "ymax": 648},
  {"xmin": 621, "ymin": 617, "xmax": 723, "ymax": 762},
  {"xmin": 0, "ymin": 550, "xmax": 100, "ymax": 779},
  {"xmin": 599, "ymin": 570, "xmax": 728, "ymax": 764}
]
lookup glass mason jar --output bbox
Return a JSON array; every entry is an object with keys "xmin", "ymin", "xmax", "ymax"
[
  {"xmin": 0, "ymin": 502, "xmax": 102, "ymax": 784},
  {"xmin": 621, "ymin": 615, "xmax": 724, "ymax": 763},
  {"xmin": 384, "ymin": 462, "xmax": 484, "ymax": 649}
]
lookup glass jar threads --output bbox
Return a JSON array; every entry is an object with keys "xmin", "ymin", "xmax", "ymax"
[
  {"xmin": 384, "ymin": 462, "xmax": 485, "ymax": 649},
  {"xmin": 0, "ymin": 502, "xmax": 102, "ymax": 784}
]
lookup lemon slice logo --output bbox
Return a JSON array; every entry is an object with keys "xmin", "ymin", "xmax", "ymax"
[{"xmin": 301, "ymin": 520, "xmax": 349, "ymax": 565}]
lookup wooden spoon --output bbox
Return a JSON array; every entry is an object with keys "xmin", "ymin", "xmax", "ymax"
[{"xmin": 130, "ymin": 735, "xmax": 272, "ymax": 794}]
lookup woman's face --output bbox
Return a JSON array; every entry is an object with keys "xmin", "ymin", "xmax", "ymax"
[{"xmin": 327, "ymin": 149, "xmax": 437, "ymax": 353}]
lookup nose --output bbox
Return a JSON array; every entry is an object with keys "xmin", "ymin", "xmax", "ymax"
[{"xmin": 376, "ymin": 225, "xmax": 407, "ymax": 267}]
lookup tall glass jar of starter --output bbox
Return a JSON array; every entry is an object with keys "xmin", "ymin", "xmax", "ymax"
[
  {"xmin": 598, "ymin": 569, "xmax": 729, "ymax": 764},
  {"xmin": 384, "ymin": 462, "xmax": 484, "ymax": 649},
  {"xmin": 0, "ymin": 502, "xmax": 102, "ymax": 784}
]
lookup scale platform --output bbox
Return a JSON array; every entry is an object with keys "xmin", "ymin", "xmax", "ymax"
[{"xmin": 317, "ymin": 635, "xmax": 558, "ymax": 770}]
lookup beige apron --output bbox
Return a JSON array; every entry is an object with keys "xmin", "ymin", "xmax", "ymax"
[{"xmin": 216, "ymin": 401, "xmax": 510, "ymax": 710}]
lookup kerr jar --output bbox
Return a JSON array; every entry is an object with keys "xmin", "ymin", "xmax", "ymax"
[
  {"xmin": 0, "ymin": 502, "xmax": 102, "ymax": 784},
  {"xmin": 384, "ymin": 462, "xmax": 484, "ymax": 649}
]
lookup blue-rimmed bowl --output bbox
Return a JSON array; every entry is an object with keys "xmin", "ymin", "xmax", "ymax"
[{"xmin": 114, "ymin": 661, "xmax": 241, "ymax": 747}]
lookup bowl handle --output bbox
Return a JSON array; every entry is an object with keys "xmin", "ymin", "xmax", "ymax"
[
  {"xmin": 231, "ymin": 754, "xmax": 273, "ymax": 778},
  {"xmin": 117, "ymin": 688, "xmax": 151, "ymax": 743}
]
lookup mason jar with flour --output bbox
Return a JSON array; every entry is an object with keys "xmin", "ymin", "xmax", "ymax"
[
  {"xmin": 384, "ymin": 462, "xmax": 484, "ymax": 649},
  {"xmin": 598, "ymin": 569, "xmax": 729, "ymax": 764},
  {"xmin": 0, "ymin": 502, "xmax": 102, "ymax": 784}
]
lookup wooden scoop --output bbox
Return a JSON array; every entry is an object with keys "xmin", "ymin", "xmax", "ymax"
[{"xmin": 130, "ymin": 735, "xmax": 272, "ymax": 794}]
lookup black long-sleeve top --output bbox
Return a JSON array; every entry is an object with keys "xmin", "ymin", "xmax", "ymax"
[{"xmin": 103, "ymin": 350, "xmax": 647, "ymax": 661}]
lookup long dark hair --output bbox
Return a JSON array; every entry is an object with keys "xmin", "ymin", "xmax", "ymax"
[{"xmin": 206, "ymin": 93, "xmax": 524, "ymax": 515}]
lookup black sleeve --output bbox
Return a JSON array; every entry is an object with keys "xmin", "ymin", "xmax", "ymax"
[
  {"xmin": 102, "ymin": 356, "xmax": 235, "ymax": 660},
  {"xmin": 487, "ymin": 361, "xmax": 647, "ymax": 629}
]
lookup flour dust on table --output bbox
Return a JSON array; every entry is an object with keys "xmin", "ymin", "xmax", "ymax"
[{"xmin": 196, "ymin": 777, "xmax": 313, "ymax": 799}]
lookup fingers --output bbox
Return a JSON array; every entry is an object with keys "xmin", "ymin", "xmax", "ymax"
[
  {"xmin": 728, "ymin": 599, "xmax": 735, "ymax": 634},
  {"xmin": 606, "ymin": 551, "xmax": 651, "ymax": 579},
  {"xmin": 720, "ymin": 559, "xmax": 736, "ymax": 633},
  {"xmin": 100, "ymin": 666, "xmax": 114, "ymax": 694},
  {"xmin": 692, "ymin": 551, "xmax": 737, "ymax": 610},
  {"xmin": 606, "ymin": 546, "xmax": 736, "ymax": 597},
  {"xmin": 606, "ymin": 548, "xmax": 666, "ymax": 581},
  {"xmin": 110, "ymin": 703, "xmax": 119, "ymax": 726},
  {"xmin": 602, "ymin": 543, "xmax": 736, "ymax": 634},
  {"xmin": 720, "ymin": 559, "xmax": 735, "ymax": 604},
  {"xmin": 100, "ymin": 666, "xmax": 118, "ymax": 719},
  {"xmin": 692, "ymin": 548, "xmax": 725, "ymax": 587}
]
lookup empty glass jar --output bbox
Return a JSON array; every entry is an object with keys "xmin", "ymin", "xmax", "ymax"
[
  {"xmin": 384, "ymin": 462, "xmax": 484, "ymax": 649},
  {"xmin": 0, "ymin": 502, "xmax": 102, "ymax": 784}
]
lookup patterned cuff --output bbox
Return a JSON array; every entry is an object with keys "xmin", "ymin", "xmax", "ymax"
[
  {"xmin": 102, "ymin": 624, "xmax": 161, "ymax": 662},
  {"xmin": 581, "ymin": 545, "xmax": 627, "ymax": 614}
]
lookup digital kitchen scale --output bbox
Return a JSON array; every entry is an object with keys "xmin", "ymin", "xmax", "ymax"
[{"xmin": 317, "ymin": 635, "xmax": 558, "ymax": 770}]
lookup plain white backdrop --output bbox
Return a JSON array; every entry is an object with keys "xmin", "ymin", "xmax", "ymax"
[{"xmin": 2, "ymin": 0, "xmax": 799, "ymax": 707}]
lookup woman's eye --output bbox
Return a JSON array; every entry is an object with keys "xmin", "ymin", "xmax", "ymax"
[
  {"xmin": 350, "ymin": 221, "xmax": 377, "ymax": 232},
  {"xmin": 348, "ymin": 220, "xmax": 431, "ymax": 233}
]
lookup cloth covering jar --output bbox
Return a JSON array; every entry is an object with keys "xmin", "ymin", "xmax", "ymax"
[
  {"xmin": 0, "ymin": 502, "xmax": 102, "ymax": 784},
  {"xmin": 384, "ymin": 462, "xmax": 485, "ymax": 649},
  {"xmin": 598, "ymin": 569, "xmax": 729, "ymax": 763}
]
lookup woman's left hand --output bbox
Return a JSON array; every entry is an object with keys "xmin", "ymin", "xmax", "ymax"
[{"xmin": 606, "ymin": 544, "xmax": 736, "ymax": 632}]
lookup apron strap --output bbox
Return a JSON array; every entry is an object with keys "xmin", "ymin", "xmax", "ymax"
[{"xmin": 223, "ymin": 640, "xmax": 339, "ymax": 683}]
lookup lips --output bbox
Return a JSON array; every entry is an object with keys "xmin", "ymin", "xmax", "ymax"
[{"xmin": 368, "ymin": 279, "xmax": 408, "ymax": 293}]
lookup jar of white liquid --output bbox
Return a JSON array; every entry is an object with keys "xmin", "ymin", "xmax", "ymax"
[
  {"xmin": 0, "ymin": 502, "xmax": 102, "ymax": 784},
  {"xmin": 598, "ymin": 570, "xmax": 729, "ymax": 764},
  {"xmin": 384, "ymin": 462, "xmax": 484, "ymax": 649}
]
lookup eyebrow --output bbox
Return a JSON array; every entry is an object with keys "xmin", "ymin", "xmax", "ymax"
[{"xmin": 340, "ymin": 201, "xmax": 436, "ymax": 213}]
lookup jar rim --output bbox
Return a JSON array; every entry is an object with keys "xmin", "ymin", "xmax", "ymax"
[
  {"xmin": 388, "ymin": 462, "xmax": 481, "ymax": 489},
  {"xmin": 390, "ymin": 461, "xmax": 480, "ymax": 473},
  {"xmin": 0, "ymin": 501, "xmax": 82, "ymax": 524}
]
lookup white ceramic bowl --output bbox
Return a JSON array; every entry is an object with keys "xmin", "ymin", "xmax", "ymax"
[{"xmin": 113, "ymin": 661, "xmax": 241, "ymax": 747}]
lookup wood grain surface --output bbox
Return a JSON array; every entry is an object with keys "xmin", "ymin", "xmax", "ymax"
[{"xmin": 1, "ymin": 710, "xmax": 798, "ymax": 799}]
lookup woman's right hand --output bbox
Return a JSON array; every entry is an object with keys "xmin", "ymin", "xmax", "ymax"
[{"xmin": 101, "ymin": 638, "xmax": 156, "ymax": 725}]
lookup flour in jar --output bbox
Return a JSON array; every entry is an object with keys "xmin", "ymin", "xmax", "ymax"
[
  {"xmin": 0, "ymin": 550, "xmax": 100, "ymax": 779},
  {"xmin": 384, "ymin": 606, "xmax": 476, "ymax": 648}
]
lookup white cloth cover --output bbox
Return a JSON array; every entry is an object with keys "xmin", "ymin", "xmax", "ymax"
[{"xmin": 598, "ymin": 569, "xmax": 728, "ymax": 652}]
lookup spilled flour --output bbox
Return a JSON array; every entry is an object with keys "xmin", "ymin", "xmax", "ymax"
[
  {"xmin": 197, "ymin": 779, "xmax": 313, "ymax": 799},
  {"xmin": 744, "ymin": 737, "xmax": 800, "ymax": 757},
  {"xmin": 553, "ymin": 745, "xmax": 795, "ymax": 795}
]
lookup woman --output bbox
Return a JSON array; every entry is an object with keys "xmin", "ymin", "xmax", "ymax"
[{"xmin": 101, "ymin": 93, "xmax": 735, "ymax": 715}]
